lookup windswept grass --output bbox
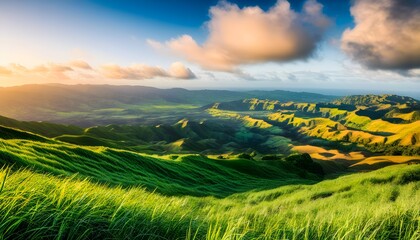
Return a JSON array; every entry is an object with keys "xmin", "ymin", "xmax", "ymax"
[
  {"xmin": 0, "ymin": 136, "xmax": 313, "ymax": 197},
  {"xmin": 0, "ymin": 164, "xmax": 418, "ymax": 239}
]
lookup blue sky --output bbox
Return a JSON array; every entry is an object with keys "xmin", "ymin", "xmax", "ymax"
[{"xmin": 0, "ymin": 0, "xmax": 419, "ymax": 96}]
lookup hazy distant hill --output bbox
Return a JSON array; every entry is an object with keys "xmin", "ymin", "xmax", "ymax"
[{"xmin": 0, "ymin": 84, "xmax": 336, "ymax": 124}]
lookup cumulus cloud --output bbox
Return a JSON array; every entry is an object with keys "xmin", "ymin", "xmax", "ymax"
[
  {"xmin": 150, "ymin": 0, "xmax": 330, "ymax": 72},
  {"xmin": 168, "ymin": 62, "xmax": 196, "ymax": 79},
  {"xmin": 101, "ymin": 62, "xmax": 195, "ymax": 80},
  {"xmin": 341, "ymin": 0, "xmax": 420, "ymax": 72}
]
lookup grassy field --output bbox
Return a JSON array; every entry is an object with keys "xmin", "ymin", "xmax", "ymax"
[{"xmin": 1, "ymin": 161, "xmax": 419, "ymax": 239}]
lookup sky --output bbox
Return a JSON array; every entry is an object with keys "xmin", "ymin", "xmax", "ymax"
[{"xmin": 0, "ymin": 0, "xmax": 419, "ymax": 96}]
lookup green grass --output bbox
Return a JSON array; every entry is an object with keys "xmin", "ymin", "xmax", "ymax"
[
  {"xmin": 0, "ymin": 164, "xmax": 418, "ymax": 239},
  {"xmin": 0, "ymin": 134, "xmax": 314, "ymax": 197}
]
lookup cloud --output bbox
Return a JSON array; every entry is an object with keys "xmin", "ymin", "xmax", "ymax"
[
  {"xmin": 101, "ymin": 64, "xmax": 168, "ymax": 80},
  {"xmin": 341, "ymin": 0, "xmax": 420, "ymax": 72},
  {"xmin": 0, "ymin": 61, "xmax": 195, "ymax": 83},
  {"xmin": 168, "ymin": 62, "xmax": 196, "ymax": 79},
  {"xmin": 0, "ymin": 66, "xmax": 12, "ymax": 75},
  {"xmin": 9, "ymin": 63, "xmax": 28, "ymax": 72},
  {"xmin": 146, "ymin": 39, "xmax": 164, "ymax": 50},
  {"xmin": 287, "ymin": 71, "xmax": 329, "ymax": 81},
  {"xmin": 288, "ymin": 73, "xmax": 298, "ymax": 81},
  {"xmin": 150, "ymin": 0, "xmax": 330, "ymax": 72},
  {"xmin": 69, "ymin": 60, "xmax": 92, "ymax": 70},
  {"xmin": 34, "ymin": 64, "xmax": 73, "ymax": 73},
  {"xmin": 4, "ymin": 63, "xmax": 73, "ymax": 74},
  {"xmin": 0, "ymin": 63, "xmax": 74, "ymax": 82},
  {"xmin": 100, "ymin": 62, "xmax": 196, "ymax": 80}
]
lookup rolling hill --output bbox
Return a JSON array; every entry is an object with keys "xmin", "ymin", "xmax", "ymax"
[
  {"xmin": 0, "ymin": 125, "xmax": 317, "ymax": 197},
  {"xmin": 0, "ymin": 91, "xmax": 419, "ymax": 239},
  {"xmin": 208, "ymin": 95, "xmax": 420, "ymax": 156},
  {"xmin": 0, "ymin": 124, "xmax": 419, "ymax": 239}
]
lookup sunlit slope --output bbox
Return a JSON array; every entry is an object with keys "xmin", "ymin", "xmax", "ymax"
[
  {"xmin": 0, "ymin": 126, "xmax": 314, "ymax": 197},
  {"xmin": 268, "ymin": 111, "xmax": 420, "ymax": 155},
  {"xmin": 209, "ymin": 95, "xmax": 420, "ymax": 155},
  {"xmin": 1, "ymin": 162, "xmax": 418, "ymax": 239},
  {"xmin": 351, "ymin": 156, "xmax": 420, "ymax": 170}
]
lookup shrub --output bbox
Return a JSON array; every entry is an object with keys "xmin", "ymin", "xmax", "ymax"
[
  {"xmin": 285, "ymin": 153, "xmax": 324, "ymax": 176},
  {"xmin": 261, "ymin": 155, "xmax": 282, "ymax": 160},
  {"xmin": 237, "ymin": 153, "xmax": 253, "ymax": 160}
]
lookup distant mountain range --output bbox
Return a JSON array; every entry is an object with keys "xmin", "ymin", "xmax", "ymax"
[{"xmin": 0, "ymin": 84, "xmax": 336, "ymax": 125}]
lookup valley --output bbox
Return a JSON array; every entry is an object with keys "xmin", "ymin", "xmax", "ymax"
[
  {"xmin": 2, "ymin": 0, "xmax": 420, "ymax": 239},
  {"xmin": 0, "ymin": 85, "xmax": 419, "ymax": 239}
]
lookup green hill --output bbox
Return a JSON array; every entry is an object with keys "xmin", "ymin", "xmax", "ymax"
[
  {"xmin": 0, "ymin": 126, "xmax": 317, "ymax": 197},
  {"xmin": 208, "ymin": 97, "xmax": 420, "ymax": 156},
  {"xmin": 0, "ymin": 115, "xmax": 83, "ymax": 137},
  {"xmin": 0, "ymin": 113, "xmax": 293, "ymax": 155}
]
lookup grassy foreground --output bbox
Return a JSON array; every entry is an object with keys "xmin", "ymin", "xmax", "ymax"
[
  {"xmin": 0, "ymin": 126, "xmax": 419, "ymax": 239},
  {"xmin": 0, "ymin": 164, "xmax": 419, "ymax": 239}
]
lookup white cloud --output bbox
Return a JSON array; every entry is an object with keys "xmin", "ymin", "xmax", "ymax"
[
  {"xmin": 341, "ymin": 0, "xmax": 420, "ymax": 73},
  {"xmin": 150, "ymin": 0, "xmax": 330, "ymax": 72}
]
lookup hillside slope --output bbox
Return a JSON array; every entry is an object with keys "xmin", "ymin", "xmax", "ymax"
[
  {"xmin": 0, "ymin": 125, "xmax": 316, "ymax": 197},
  {"xmin": 209, "ymin": 96, "xmax": 420, "ymax": 156}
]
